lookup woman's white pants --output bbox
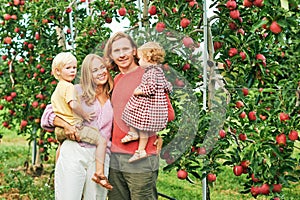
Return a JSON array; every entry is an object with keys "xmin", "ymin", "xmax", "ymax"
[{"xmin": 55, "ymin": 140, "xmax": 110, "ymax": 200}]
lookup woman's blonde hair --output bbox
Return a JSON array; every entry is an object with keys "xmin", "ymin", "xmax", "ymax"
[
  {"xmin": 79, "ymin": 54, "xmax": 113, "ymax": 105},
  {"xmin": 138, "ymin": 42, "xmax": 165, "ymax": 64},
  {"xmin": 51, "ymin": 52, "xmax": 77, "ymax": 80}
]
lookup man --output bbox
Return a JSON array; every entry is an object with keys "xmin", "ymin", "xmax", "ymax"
[{"xmin": 104, "ymin": 32, "xmax": 161, "ymax": 200}]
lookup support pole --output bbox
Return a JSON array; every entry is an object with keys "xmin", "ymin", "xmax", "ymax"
[{"xmin": 202, "ymin": 0, "xmax": 208, "ymax": 199}]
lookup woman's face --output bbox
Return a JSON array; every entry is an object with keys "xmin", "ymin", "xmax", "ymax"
[{"xmin": 91, "ymin": 58, "xmax": 108, "ymax": 86}]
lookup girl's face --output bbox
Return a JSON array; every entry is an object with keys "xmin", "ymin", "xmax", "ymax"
[
  {"xmin": 91, "ymin": 58, "xmax": 108, "ymax": 86},
  {"xmin": 137, "ymin": 51, "xmax": 152, "ymax": 68},
  {"xmin": 58, "ymin": 60, "xmax": 77, "ymax": 82}
]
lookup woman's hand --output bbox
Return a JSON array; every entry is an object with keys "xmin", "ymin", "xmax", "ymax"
[
  {"xmin": 64, "ymin": 124, "xmax": 80, "ymax": 141},
  {"xmin": 154, "ymin": 136, "xmax": 163, "ymax": 154}
]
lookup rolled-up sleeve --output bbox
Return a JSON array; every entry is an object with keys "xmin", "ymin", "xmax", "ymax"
[{"xmin": 40, "ymin": 104, "xmax": 56, "ymax": 131}]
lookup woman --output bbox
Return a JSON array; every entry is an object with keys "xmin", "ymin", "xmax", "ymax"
[{"xmin": 41, "ymin": 54, "xmax": 114, "ymax": 200}]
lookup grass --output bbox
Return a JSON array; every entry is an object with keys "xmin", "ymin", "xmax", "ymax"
[{"xmin": 0, "ymin": 129, "xmax": 299, "ymax": 200}]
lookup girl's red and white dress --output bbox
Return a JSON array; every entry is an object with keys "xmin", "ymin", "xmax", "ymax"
[{"xmin": 122, "ymin": 64, "xmax": 172, "ymax": 132}]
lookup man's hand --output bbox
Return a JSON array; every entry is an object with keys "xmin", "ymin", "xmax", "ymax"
[{"xmin": 154, "ymin": 136, "xmax": 163, "ymax": 154}]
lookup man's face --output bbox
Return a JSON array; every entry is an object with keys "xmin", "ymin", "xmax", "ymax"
[{"xmin": 110, "ymin": 37, "xmax": 137, "ymax": 72}]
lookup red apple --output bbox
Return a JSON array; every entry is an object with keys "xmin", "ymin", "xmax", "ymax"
[
  {"xmin": 259, "ymin": 114, "xmax": 267, "ymax": 121},
  {"xmin": 228, "ymin": 48, "xmax": 238, "ymax": 57},
  {"xmin": 175, "ymin": 78, "xmax": 185, "ymax": 87},
  {"xmin": 250, "ymin": 186, "xmax": 260, "ymax": 197},
  {"xmin": 28, "ymin": 43, "xmax": 34, "ymax": 49},
  {"xmin": 276, "ymin": 133, "xmax": 286, "ymax": 146},
  {"xmin": 251, "ymin": 173, "xmax": 260, "ymax": 182},
  {"xmin": 155, "ymin": 22, "xmax": 165, "ymax": 32},
  {"xmin": 0, "ymin": 105, "xmax": 3, "ymax": 110},
  {"xmin": 35, "ymin": 32, "xmax": 40, "ymax": 40},
  {"xmin": 189, "ymin": 1, "xmax": 198, "ymax": 8},
  {"xmin": 260, "ymin": 183, "xmax": 270, "ymax": 195},
  {"xmin": 256, "ymin": 53, "xmax": 266, "ymax": 62},
  {"xmin": 233, "ymin": 165, "xmax": 243, "ymax": 176},
  {"xmin": 182, "ymin": 63, "xmax": 190, "ymax": 71},
  {"xmin": 240, "ymin": 160, "xmax": 250, "ymax": 169},
  {"xmin": 239, "ymin": 111, "xmax": 246, "ymax": 119},
  {"xmin": 272, "ymin": 184, "xmax": 282, "ymax": 193},
  {"xmin": 32, "ymin": 101, "xmax": 39, "ymax": 108},
  {"xmin": 44, "ymin": 155, "xmax": 49, "ymax": 161},
  {"xmin": 20, "ymin": 120, "xmax": 28, "ymax": 128},
  {"xmin": 14, "ymin": 27, "xmax": 20, "ymax": 33},
  {"xmin": 6, "ymin": 96, "xmax": 13, "ymax": 102},
  {"xmin": 236, "ymin": 100, "xmax": 244, "ymax": 108},
  {"xmin": 182, "ymin": 37, "xmax": 194, "ymax": 48},
  {"xmin": 39, "ymin": 103, "xmax": 46, "ymax": 109},
  {"xmin": 3, "ymin": 14, "xmax": 11, "ymax": 20},
  {"xmin": 11, "ymin": 15, "xmax": 17, "ymax": 20},
  {"xmin": 229, "ymin": 10, "xmax": 240, "ymax": 19},
  {"xmin": 38, "ymin": 139, "xmax": 44, "ymax": 145},
  {"xmin": 10, "ymin": 92, "xmax": 17, "ymax": 98},
  {"xmin": 148, "ymin": 5, "xmax": 157, "ymax": 15},
  {"xmin": 239, "ymin": 51, "xmax": 246, "ymax": 60},
  {"xmin": 197, "ymin": 147, "xmax": 206, "ymax": 155},
  {"xmin": 163, "ymin": 63, "xmax": 170, "ymax": 71},
  {"xmin": 219, "ymin": 129, "xmax": 226, "ymax": 138},
  {"xmin": 207, "ymin": 173, "xmax": 216, "ymax": 182},
  {"xmin": 118, "ymin": 7, "xmax": 126, "ymax": 16},
  {"xmin": 39, "ymin": 147, "xmax": 45, "ymax": 153},
  {"xmin": 243, "ymin": 0, "xmax": 253, "ymax": 7},
  {"xmin": 2, "ymin": 121, "xmax": 9, "ymax": 128},
  {"xmin": 66, "ymin": 7, "xmax": 72, "ymax": 13},
  {"xmin": 239, "ymin": 133, "xmax": 247, "ymax": 141},
  {"xmin": 226, "ymin": 0, "xmax": 237, "ymax": 10},
  {"xmin": 2, "ymin": 55, "xmax": 7, "ymax": 60},
  {"xmin": 14, "ymin": 0, "xmax": 20, "ymax": 6},
  {"xmin": 213, "ymin": 41, "xmax": 222, "ymax": 50},
  {"xmin": 180, "ymin": 18, "xmax": 190, "ymax": 28},
  {"xmin": 177, "ymin": 169, "xmax": 188, "ymax": 179},
  {"xmin": 288, "ymin": 130, "xmax": 298, "ymax": 141},
  {"xmin": 253, "ymin": 0, "xmax": 264, "ymax": 7},
  {"xmin": 3, "ymin": 37, "xmax": 12, "ymax": 44},
  {"xmin": 279, "ymin": 112, "xmax": 289, "ymax": 121},
  {"xmin": 105, "ymin": 17, "xmax": 112, "ymax": 24},
  {"xmin": 248, "ymin": 111, "xmax": 257, "ymax": 121},
  {"xmin": 242, "ymin": 88, "xmax": 249, "ymax": 96},
  {"xmin": 228, "ymin": 22, "xmax": 237, "ymax": 30},
  {"xmin": 270, "ymin": 21, "xmax": 282, "ymax": 34}
]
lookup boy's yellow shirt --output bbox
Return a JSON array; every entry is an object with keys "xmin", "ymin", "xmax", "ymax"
[{"xmin": 51, "ymin": 80, "xmax": 77, "ymax": 125}]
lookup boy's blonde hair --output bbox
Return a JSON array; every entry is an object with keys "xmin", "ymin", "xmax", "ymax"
[
  {"xmin": 138, "ymin": 42, "xmax": 165, "ymax": 64},
  {"xmin": 52, "ymin": 52, "xmax": 77, "ymax": 80}
]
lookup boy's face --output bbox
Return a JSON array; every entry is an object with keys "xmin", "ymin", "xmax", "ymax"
[{"xmin": 57, "ymin": 60, "xmax": 77, "ymax": 82}]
